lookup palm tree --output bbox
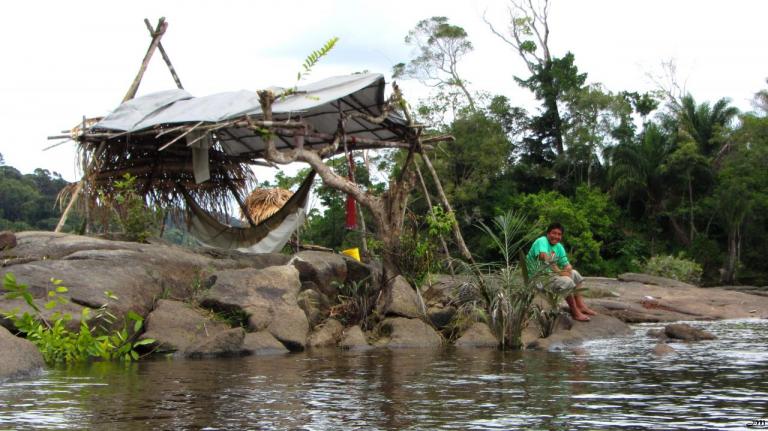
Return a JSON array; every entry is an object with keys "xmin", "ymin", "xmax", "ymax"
[{"xmin": 678, "ymin": 94, "xmax": 739, "ymax": 157}]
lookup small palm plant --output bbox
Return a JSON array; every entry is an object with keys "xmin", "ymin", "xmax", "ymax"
[{"xmin": 452, "ymin": 211, "xmax": 540, "ymax": 349}]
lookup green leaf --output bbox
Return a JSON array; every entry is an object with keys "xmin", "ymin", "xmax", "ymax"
[
  {"xmin": 133, "ymin": 338, "xmax": 155, "ymax": 347},
  {"xmin": 44, "ymin": 300, "xmax": 58, "ymax": 310},
  {"xmin": 133, "ymin": 319, "xmax": 143, "ymax": 333},
  {"xmin": 130, "ymin": 350, "xmax": 139, "ymax": 361},
  {"xmin": 56, "ymin": 286, "xmax": 68, "ymax": 293}
]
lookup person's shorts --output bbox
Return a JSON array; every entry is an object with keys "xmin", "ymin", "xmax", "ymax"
[{"xmin": 544, "ymin": 270, "xmax": 583, "ymax": 293}]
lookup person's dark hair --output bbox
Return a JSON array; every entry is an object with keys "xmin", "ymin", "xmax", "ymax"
[{"xmin": 546, "ymin": 222, "xmax": 564, "ymax": 234}]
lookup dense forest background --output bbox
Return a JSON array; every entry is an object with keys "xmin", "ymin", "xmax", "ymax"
[{"xmin": 2, "ymin": 6, "xmax": 767, "ymax": 286}]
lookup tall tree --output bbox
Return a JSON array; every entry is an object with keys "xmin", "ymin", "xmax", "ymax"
[
  {"xmin": 677, "ymin": 94, "xmax": 739, "ymax": 159},
  {"xmin": 394, "ymin": 16, "xmax": 476, "ymax": 113}
]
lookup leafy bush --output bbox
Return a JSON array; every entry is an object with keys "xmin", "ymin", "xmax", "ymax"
[
  {"xmin": 642, "ymin": 254, "xmax": 702, "ymax": 285},
  {"xmin": 111, "ymin": 173, "xmax": 161, "ymax": 242},
  {"xmin": 451, "ymin": 210, "xmax": 540, "ymax": 349},
  {"xmin": 1, "ymin": 272, "xmax": 153, "ymax": 363}
]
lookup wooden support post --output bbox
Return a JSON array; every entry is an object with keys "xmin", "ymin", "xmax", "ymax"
[
  {"xmin": 123, "ymin": 17, "xmax": 168, "ymax": 102},
  {"xmin": 419, "ymin": 151, "xmax": 473, "ymax": 262},
  {"xmin": 144, "ymin": 18, "xmax": 183, "ymax": 89},
  {"xmin": 414, "ymin": 162, "xmax": 454, "ymax": 273}
]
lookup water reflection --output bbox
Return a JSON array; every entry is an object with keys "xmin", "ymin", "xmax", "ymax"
[{"xmin": 0, "ymin": 319, "xmax": 766, "ymax": 430}]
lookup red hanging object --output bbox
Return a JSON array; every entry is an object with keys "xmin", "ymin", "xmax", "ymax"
[{"xmin": 344, "ymin": 151, "xmax": 357, "ymax": 230}]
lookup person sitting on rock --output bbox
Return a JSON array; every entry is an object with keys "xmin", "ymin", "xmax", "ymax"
[{"xmin": 526, "ymin": 222, "xmax": 597, "ymax": 322}]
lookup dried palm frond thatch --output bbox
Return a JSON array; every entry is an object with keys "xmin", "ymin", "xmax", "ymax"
[{"xmin": 242, "ymin": 187, "xmax": 293, "ymax": 225}]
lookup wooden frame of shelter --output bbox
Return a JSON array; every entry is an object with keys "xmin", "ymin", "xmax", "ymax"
[{"xmin": 50, "ymin": 18, "xmax": 472, "ymax": 271}]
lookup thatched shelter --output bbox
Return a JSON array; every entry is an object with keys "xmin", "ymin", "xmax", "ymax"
[{"xmin": 51, "ymin": 18, "xmax": 470, "ymax": 261}]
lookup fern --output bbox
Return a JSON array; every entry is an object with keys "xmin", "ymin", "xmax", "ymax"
[{"xmin": 297, "ymin": 37, "xmax": 339, "ymax": 81}]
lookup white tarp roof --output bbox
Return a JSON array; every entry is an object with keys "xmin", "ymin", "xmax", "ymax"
[{"xmin": 93, "ymin": 73, "xmax": 404, "ymax": 155}]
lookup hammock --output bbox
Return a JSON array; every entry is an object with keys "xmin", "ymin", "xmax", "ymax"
[{"xmin": 179, "ymin": 170, "xmax": 315, "ymax": 253}]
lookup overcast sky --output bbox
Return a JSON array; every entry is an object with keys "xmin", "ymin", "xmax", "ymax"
[{"xmin": 1, "ymin": 0, "xmax": 766, "ymax": 182}]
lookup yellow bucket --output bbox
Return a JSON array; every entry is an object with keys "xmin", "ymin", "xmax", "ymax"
[{"xmin": 341, "ymin": 247, "xmax": 361, "ymax": 262}]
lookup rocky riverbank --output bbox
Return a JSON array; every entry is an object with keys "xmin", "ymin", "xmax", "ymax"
[{"xmin": 2, "ymin": 231, "xmax": 766, "ymax": 380}]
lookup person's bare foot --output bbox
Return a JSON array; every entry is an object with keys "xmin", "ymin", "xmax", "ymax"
[
  {"xmin": 571, "ymin": 312, "xmax": 590, "ymax": 322},
  {"xmin": 581, "ymin": 307, "xmax": 598, "ymax": 316},
  {"xmin": 574, "ymin": 295, "xmax": 598, "ymax": 316}
]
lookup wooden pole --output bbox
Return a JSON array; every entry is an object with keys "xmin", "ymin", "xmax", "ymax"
[
  {"xmin": 123, "ymin": 18, "xmax": 168, "ymax": 102},
  {"xmin": 418, "ymin": 151, "xmax": 473, "ymax": 262},
  {"xmin": 144, "ymin": 18, "xmax": 183, "ymax": 90},
  {"xmin": 414, "ymin": 161, "xmax": 454, "ymax": 273}
]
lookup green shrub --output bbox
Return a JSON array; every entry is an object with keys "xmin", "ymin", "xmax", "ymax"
[
  {"xmin": 642, "ymin": 254, "xmax": 702, "ymax": 285},
  {"xmin": 1, "ymin": 272, "xmax": 153, "ymax": 363}
]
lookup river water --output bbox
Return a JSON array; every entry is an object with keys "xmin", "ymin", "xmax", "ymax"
[{"xmin": 1, "ymin": 319, "xmax": 766, "ymax": 430}]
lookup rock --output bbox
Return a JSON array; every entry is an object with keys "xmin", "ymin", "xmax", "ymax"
[
  {"xmin": 422, "ymin": 274, "xmax": 468, "ymax": 306},
  {"xmin": 340, "ymin": 325, "xmax": 370, "ymax": 350},
  {"xmin": 379, "ymin": 317, "xmax": 442, "ymax": 348},
  {"xmin": 0, "ymin": 231, "xmax": 17, "ymax": 250},
  {"xmin": 618, "ymin": 273, "xmax": 697, "ymax": 289},
  {"xmin": 653, "ymin": 342, "xmax": 677, "ymax": 355},
  {"xmin": 184, "ymin": 328, "xmax": 246, "ymax": 358},
  {"xmin": 267, "ymin": 306, "xmax": 309, "ymax": 351},
  {"xmin": 242, "ymin": 331, "xmax": 289, "ymax": 355},
  {"xmin": 0, "ymin": 232, "xmax": 216, "ymax": 331},
  {"xmin": 292, "ymin": 251, "xmax": 348, "ymax": 297},
  {"xmin": 0, "ymin": 326, "xmax": 44, "ymax": 380},
  {"xmin": 427, "ymin": 304, "xmax": 456, "ymax": 328},
  {"xmin": 376, "ymin": 275, "xmax": 423, "ymax": 318},
  {"xmin": 646, "ymin": 329, "xmax": 667, "ymax": 340},
  {"xmin": 297, "ymin": 288, "xmax": 329, "ymax": 328},
  {"xmin": 527, "ymin": 314, "xmax": 633, "ymax": 350},
  {"xmin": 455, "ymin": 323, "xmax": 498, "ymax": 348},
  {"xmin": 343, "ymin": 255, "xmax": 375, "ymax": 285},
  {"xmin": 664, "ymin": 323, "xmax": 716, "ymax": 341},
  {"xmin": 200, "ymin": 265, "xmax": 308, "ymax": 350},
  {"xmin": 141, "ymin": 299, "xmax": 233, "ymax": 353},
  {"xmin": 307, "ymin": 319, "xmax": 344, "ymax": 348}
]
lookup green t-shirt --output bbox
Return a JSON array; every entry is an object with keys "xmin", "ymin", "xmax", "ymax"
[{"xmin": 526, "ymin": 235, "xmax": 569, "ymax": 275}]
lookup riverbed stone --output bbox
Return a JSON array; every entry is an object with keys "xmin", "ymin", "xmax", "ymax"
[
  {"xmin": 307, "ymin": 319, "xmax": 344, "ymax": 348},
  {"xmin": 141, "ymin": 299, "xmax": 233, "ymax": 353},
  {"xmin": 455, "ymin": 322, "xmax": 498, "ymax": 348},
  {"xmin": 267, "ymin": 306, "xmax": 309, "ymax": 351},
  {"xmin": 242, "ymin": 331, "xmax": 289, "ymax": 355},
  {"xmin": 527, "ymin": 314, "xmax": 633, "ymax": 350},
  {"xmin": 292, "ymin": 251, "xmax": 348, "ymax": 297},
  {"xmin": 297, "ymin": 288, "xmax": 329, "ymax": 328},
  {"xmin": 427, "ymin": 304, "xmax": 456, "ymax": 328},
  {"xmin": 379, "ymin": 317, "xmax": 442, "ymax": 348},
  {"xmin": 340, "ymin": 325, "xmax": 370, "ymax": 350},
  {"xmin": 0, "ymin": 326, "xmax": 44, "ymax": 380},
  {"xmin": 376, "ymin": 276, "xmax": 423, "ymax": 318},
  {"xmin": 664, "ymin": 323, "xmax": 716, "ymax": 341},
  {"xmin": 653, "ymin": 342, "xmax": 677, "ymax": 356},
  {"xmin": 184, "ymin": 327, "xmax": 246, "ymax": 358}
]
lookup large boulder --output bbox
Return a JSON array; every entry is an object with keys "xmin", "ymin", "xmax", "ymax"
[
  {"xmin": 379, "ymin": 317, "xmax": 442, "ymax": 348},
  {"xmin": 200, "ymin": 265, "xmax": 308, "ymax": 351},
  {"xmin": 340, "ymin": 325, "xmax": 370, "ymax": 350},
  {"xmin": 141, "ymin": 299, "xmax": 235, "ymax": 355},
  {"xmin": 376, "ymin": 276, "xmax": 423, "ymax": 318},
  {"xmin": 427, "ymin": 304, "xmax": 456, "ymax": 328},
  {"xmin": 0, "ymin": 326, "xmax": 44, "ymax": 380},
  {"xmin": 664, "ymin": 323, "xmax": 716, "ymax": 341},
  {"xmin": 242, "ymin": 331, "xmax": 289, "ymax": 355},
  {"xmin": 0, "ymin": 231, "xmax": 17, "ymax": 250},
  {"xmin": 292, "ymin": 251, "xmax": 348, "ymax": 297},
  {"xmin": 307, "ymin": 319, "xmax": 344, "ymax": 348},
  {"xmin": 0, "ymin": 232, "xmax": 217, "ymax": 331},
  {"xmin": 184, "ymin": 328, "xmax": 246, "ymax": 358},
  {"xmin": 455, "ymin": 322, "xmax": 498, "ymax": 348}
]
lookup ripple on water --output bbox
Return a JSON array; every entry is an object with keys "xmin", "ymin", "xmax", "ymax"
[{"xmin": 0, "ymin": 319, "xmax": 766, "ymax": 430}]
